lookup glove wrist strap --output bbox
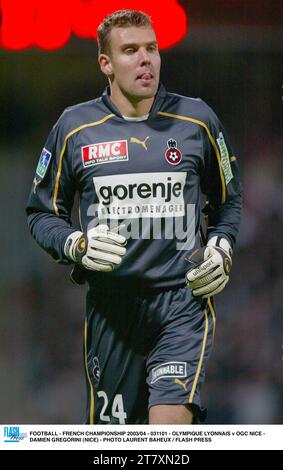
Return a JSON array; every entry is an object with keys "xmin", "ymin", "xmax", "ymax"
[
  {"xmin": 64, "ymin": 231, "xmax": 84, "ymax": 262},
  {"xmin": 207, "ymin": 236, "xmax": 232, "ymax": 257}
]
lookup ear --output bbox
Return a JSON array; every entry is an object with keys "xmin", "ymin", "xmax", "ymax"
[{"xmin": 98, "ymin": 54, "xmax": 113, "ymax": 77}]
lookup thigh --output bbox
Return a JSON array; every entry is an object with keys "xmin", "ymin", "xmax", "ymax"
[
  {"xmin": 84, "ymin": 288, "xmax": 150, "ymax": 425},
  {"xmin": 146, "ymin": 288, "xmax": 215, "ymax": 423},
  {"xmin": 149, "ymin": 404, "xmax": 194, "ymax": 424}
]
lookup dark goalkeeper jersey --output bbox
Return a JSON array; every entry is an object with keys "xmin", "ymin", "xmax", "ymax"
[{"xmin": 26, "ymin": 83, "xmax": 242, "ymax": 288}]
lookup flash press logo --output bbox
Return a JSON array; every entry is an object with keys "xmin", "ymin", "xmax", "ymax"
[{"xmin": 4, "ymin": 426, "xmax": 28, "ymax": 443}]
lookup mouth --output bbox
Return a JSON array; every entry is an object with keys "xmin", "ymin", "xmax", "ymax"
[{"xmin": 136, "ymin": 72, "xmax": 154, "ymax": 82}]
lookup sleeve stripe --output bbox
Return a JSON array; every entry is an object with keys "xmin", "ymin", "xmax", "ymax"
[
  {"xmin": 157, "ymin": 111, "xmax": 227, "ymax": 204},
  {"xmin": 53, "ymin": 114, "xmax": 115, "ymax": 216}
]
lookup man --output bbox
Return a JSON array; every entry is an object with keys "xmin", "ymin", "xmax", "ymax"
[{"xmin": 26, "ymin": 10, "xmax": 242, "ymax": 424}]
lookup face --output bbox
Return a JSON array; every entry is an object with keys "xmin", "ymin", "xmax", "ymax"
[{"xmin": 99, "ymin": 26, "xmax": 161, "ymax": 101}]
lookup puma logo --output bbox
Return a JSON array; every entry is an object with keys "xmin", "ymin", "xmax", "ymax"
[
  {"xmin": 33, "ymin": 177, "xmax": 40, "ymax": 194},
  {"xmin": 130, "ymin": 136, "xmax": 150, "ymax": 151},
  {"xmin": 175, "ymin": 378, "xmax": 190, "ymax": 391}
]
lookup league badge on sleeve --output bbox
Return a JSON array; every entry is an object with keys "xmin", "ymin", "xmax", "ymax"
[
  {"xmin": 36, "ymin": 147, "xmax": 52, "ymax": 179},
  {"xmin": 165, "ymin": 139, "xmax": 182, "ymax": 165}
]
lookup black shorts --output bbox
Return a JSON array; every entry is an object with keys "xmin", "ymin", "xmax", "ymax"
[{"xmin": 83, "ymin": 283, "xmax": 216, "ymax": 424}]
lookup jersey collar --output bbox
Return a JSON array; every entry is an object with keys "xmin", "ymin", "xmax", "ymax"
[{"xmin": 101, "ymin": 82, "xmax": 167, "ymax": 121}]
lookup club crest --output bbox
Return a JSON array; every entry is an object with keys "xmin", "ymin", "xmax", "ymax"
[
  {"xmin": 92, "ymin": 356, "xmax": 100, "ymax": 384},
  {"xmin": 165, "ymin": 139, "xmax": 182, "ymax": 165}
]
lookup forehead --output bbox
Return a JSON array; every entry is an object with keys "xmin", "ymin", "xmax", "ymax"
[{"xmin": 108, "ymin": 26, "xmax": 157, "ymax": 50}]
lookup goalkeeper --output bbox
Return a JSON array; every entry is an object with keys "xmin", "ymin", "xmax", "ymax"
[{"xmin": 26, "ymin": 9, "xmax": 242, "ymax": 425}]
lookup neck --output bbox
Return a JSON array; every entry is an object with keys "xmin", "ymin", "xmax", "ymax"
[{"xmin": 109, "ymin": 83, "xmax": 155, "ymax": 117}]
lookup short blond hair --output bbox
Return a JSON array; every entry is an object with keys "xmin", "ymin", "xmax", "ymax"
[{"xmin": 97, "ymin": 10, "xmax": 152, "ymax": 55}]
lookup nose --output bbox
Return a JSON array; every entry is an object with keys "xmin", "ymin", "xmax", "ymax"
[{"xmin": 138, "ymin": 47, "xmax": 151, "ymax": 64}]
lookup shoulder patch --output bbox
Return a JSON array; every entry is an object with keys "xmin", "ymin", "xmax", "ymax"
[
  {"xmin": 36, "ymin": 148, "xmax": 52, "ymax": 179},
  {"xmin": 216, "ymin": 132, "xmax": 233, "ymax": 184}
]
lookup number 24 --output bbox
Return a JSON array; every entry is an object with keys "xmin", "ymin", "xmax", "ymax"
[{"xmin": 97, "ymin": 391, "xmax": 127, "ymax": 424}]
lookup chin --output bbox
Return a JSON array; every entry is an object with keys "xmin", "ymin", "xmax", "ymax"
[{"xmin": 134, "ymin": 85, "xmax": 158, "ymax": 100}]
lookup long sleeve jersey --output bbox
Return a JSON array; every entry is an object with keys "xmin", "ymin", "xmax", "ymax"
[{"xmin": 26, "ymin": 83, "xmax": 242, "ymax": 288}]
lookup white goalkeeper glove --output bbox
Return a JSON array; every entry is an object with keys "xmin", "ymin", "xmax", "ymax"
[
  {"xmin": 185, "ymin": 236, "xmax": 232, "ymax": 298},
  {"xmin": 64, "ymin": 224, "xmax": 127, "ymax": 272}
]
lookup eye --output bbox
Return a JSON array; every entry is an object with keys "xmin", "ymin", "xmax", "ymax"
[
  {"xmin": 124, "ymin": 48, "xmax": 136, "ymax": 54},
  {"xmin": 148, "ymin": 44, "xmax": 158, "ymax": 52}
]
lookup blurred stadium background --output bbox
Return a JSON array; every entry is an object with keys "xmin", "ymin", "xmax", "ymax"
[{"xmin": 0, "ymin": 0, "xmax": 282, "ymax": 424}]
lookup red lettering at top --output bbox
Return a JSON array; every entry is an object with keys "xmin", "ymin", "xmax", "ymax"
[{"xmin": 0, "ymin": 0, "xmax": 188, "ymax": 50}]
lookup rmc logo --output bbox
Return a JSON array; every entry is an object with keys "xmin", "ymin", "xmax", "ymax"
[{"xmin": 0, "ymin": 0, "xmax": 188, "ymax": 50}]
